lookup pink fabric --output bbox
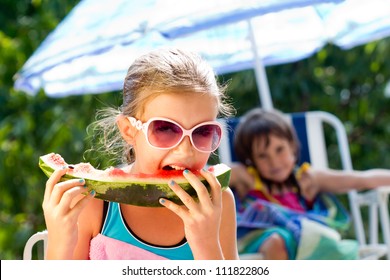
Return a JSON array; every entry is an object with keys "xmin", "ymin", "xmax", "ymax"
[
  {"xmin": 89, "ymin": 234, "xmax": 167, "ymax": 260},
  {"xmin": 273, "ymin": 191, "xmax": 305, "ymax": 212}
]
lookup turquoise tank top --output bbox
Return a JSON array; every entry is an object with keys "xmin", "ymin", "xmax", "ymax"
[{"xmin": 101, "ymin": 202, "xmax": 194, "ymax": 260}]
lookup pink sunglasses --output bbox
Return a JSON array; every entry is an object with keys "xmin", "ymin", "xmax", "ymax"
[{"xmin": 128, "ymin": 117, "xmax": 223, "ymax": 153}]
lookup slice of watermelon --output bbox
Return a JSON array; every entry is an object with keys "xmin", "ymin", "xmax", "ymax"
[{"xmin": 39, "ymin": 153, "xmax": 231, "ymax": 207}]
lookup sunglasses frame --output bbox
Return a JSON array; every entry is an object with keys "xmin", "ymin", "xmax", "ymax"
[{"xmin": 127, "ymin": 116, "xmax": 223, "ymax": 153}]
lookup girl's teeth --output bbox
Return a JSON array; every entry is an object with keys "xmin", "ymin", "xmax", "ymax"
[{"xmin": 170, "ymin": 165, "xmax": 185, "ymax": 170}]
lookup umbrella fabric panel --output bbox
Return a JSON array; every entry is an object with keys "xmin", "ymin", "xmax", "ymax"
[
  {"xmin": 14, "ymin": 0, "xmax": 342, "ymax": 97},
  {"xmin": 14, "ymin": 0, "xmax": 390, "ymax": 99}
]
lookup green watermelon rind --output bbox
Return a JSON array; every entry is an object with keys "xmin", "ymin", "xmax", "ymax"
[{"xmin": 39, "ymin": 157, "xmax": 231, "ymax": 207}]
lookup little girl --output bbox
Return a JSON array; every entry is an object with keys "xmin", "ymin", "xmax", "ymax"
[
  {"xmin": 229, "ymin": 108, "xmax": 390, "ymax": 260},
  {"xmin": 42, "ymin": 48, "xmax": 239, "ymax": 260}
]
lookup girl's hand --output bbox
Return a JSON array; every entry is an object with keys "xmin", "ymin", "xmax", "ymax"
[
  {"xmin": 160, "ymin": 169, "xmax": 223, "ymax": 259},
  {"xmin": 42, "ymin": 166, "xmax": 94, "ymax": 259}
]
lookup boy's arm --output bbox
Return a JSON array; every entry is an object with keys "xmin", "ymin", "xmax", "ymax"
[{"xmin": 305, "ymin": 168, "xmax": 390, "ymax": 196}]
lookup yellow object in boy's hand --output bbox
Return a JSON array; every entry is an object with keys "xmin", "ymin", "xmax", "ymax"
[{"xmin": 296, "ymin": 162, "xmax": 311, "ymax": 180}]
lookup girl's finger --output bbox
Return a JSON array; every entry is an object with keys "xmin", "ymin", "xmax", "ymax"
[
  {"xmin": 56, "ymin": 184, "xmax": 88, "ymax": 215},
  {"xmin": 200, "ymin": 169, "xmax": 222, "ymax": 207},
  {"xmin": 44, "ymin": 166, "xmax": 68, "ymax": 203},
  {"xmin": 159, "ymin": 197, "xmax": 188, "ymax": 220},
  {"xmin": 182, "ymin": 170, "xmax": 212, "ymax": 206},
  {"xmin": 68, "ymin": 190, "xmax": 96, "ymax": 219},
  {"xmin": 50, "ymin": 178, "xmax": 86, "ymax": 206},
  {"xmin": 166, "ymin": 179, "xmax": 197, "ymax": 211}
]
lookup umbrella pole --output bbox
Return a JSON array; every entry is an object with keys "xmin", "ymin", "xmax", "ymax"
[{"xmin": 247, "ymin": 19, "xmax": 273, "ymax": 110}]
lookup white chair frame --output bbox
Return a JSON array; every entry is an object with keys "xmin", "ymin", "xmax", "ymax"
[{"xmin": 23, "ymin": 230, "xmax": 48, "ymax": 260}]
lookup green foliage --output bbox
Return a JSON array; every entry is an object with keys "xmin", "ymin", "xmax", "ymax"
[
  {"xmin": 225, "ymin": 39, "xmax": 390, "ymax": 170},
  {"xmin": 0, "ymin": 90, "xmax": 122, "ymax": 259},
  {"xmin": 0, "ymin": 0, "xmax": 110, "ymax": 259},
  {"xmin": 1, "ymin": 0, "xmax": 390, "ymax": 259}
]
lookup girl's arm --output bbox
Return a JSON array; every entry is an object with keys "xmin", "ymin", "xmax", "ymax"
[
  {"xmin": 72, "ymin": 198, "xmax": 104, "ymax": 259},
  {"xmin": 219, "ymin": 188, "xmax": 240, "ymax": 260}
]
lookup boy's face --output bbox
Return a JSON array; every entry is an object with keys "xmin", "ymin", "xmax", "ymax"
[
  {"xmin": 129, "ymin": 92, "xmax": 219, "ymax": 174},
  {"xmin": 251, "ymin": 134, "xmax": 296, "ymax": 183}
]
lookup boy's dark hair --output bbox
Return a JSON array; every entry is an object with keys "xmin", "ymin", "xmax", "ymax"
[{"xmin": 233, "ymin": 108, "xmax": 300, "ymax": 166}]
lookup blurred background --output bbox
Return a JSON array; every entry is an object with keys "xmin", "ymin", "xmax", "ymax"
[{"xmin": 1, "ymin": 0, "xmax": 390, "ymax": 259}]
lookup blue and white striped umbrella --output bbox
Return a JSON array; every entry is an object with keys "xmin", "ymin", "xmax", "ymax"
[{"xmin": 14, "ymin": 0, "xmax": 390, "ymax": 108}]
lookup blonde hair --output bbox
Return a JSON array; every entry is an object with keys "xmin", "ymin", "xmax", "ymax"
[{"xmin": 89, "ymin": 48, "xmax": 234, "ymax": 164}]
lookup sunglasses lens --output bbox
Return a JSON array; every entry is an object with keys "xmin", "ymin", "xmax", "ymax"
[
  {"xmin": 146, "ymin": 119, "xmax": 222, "ymax": 152},
  {"xmin": 147, "ymin": 120, "xmax": 183, "ymax": 148},
  {"xmin": 192, "ymin": 124, "xmax": 222, "ymax": 152}
]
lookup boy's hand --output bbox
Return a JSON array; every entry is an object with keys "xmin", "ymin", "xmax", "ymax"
[{"xmin": 229, "ymin": 163, "xmax": 255, "ymax": 199}]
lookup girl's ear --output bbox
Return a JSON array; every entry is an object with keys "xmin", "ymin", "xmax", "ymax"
[{"xmin": 116, "ymin": 115, "xmax": 136, "ymax": 145}]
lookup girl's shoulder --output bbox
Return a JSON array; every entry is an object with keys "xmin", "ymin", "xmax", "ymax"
[{"xmin": 222, "ymin": 187, "xmax": 235, "ymax": 204}]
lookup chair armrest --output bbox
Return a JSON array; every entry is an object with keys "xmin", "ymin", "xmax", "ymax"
[
  {"xmin": 352, "ymin": 186, "xmax": 390, "ymax": 206},
  {"xmin": 23, "ymin": 230, "xmax": 48, "ymax": 260},
  {"xmin": 377, "ymin": 186, "xmax": 390, "ymax": 195}
]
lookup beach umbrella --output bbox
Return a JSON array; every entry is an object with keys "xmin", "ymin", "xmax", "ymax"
[{"xmin": 14, "ymin": 0, "xmax": 390, "ymax": 108}]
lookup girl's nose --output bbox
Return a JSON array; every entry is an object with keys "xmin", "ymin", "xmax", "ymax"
[{"xmin": 172, "ymin": 136, "xmax": 195, "ymax": 156}]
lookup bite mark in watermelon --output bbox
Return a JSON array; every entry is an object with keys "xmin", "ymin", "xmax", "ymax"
[{"xmin": 39, "ymin": 153, "xmax": 231, "ymax": 207}]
